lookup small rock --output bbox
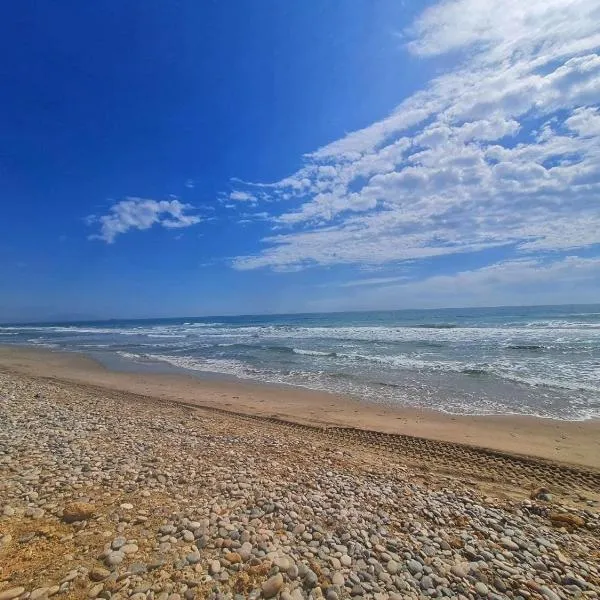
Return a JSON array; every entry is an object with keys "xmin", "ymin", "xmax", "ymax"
[
  {"xmin": 111, "ymin": 537, "xmax": 126, "ymax": 550},
  {"xmin": 105, "ymin": 551, "xmax": 124, "ymax": 567},
  {"xmin": 88, "ymin": 583, "xmax": 104, "ymax": 598},
  {"xmin": 89, "ymin": 567, "xmax": 111, "ymax": 581},
  {"xmin": 549, "ymin": 513, "xmax": 585, "ymax": 528},
  {"xmin": 386, "ymin": 559, "xmax": 399, "ymax": 575},
  {"xmin": 262, "ymin": 573, "xmax": 284, "ymax": 598},
  {"xmin": 539, "ymin": 587, "xmax": 561, "ymax": 600},
  {"xmin": 530, "ymin": 488, "xmax": 552, "ymax": 502},
  {"xmin": 225, "ymin": 552, "xmax": 242, "ymax": 564},
  {"xmin": 407, "ymin": 559, "xmax": 423, "ymax": 575},
  {"xmin": 62, "ymin": 502, "xmax": 95, "ymax": 523},
  {"xmin": 210, "ymin": 560, "xmax": 221, "ymax": 575},
  {"xmin": 475, "ymin": 582, "xmax": 489, "ymax": 596},
  {"xmin": 0, "ymin": 589, "xmax": 26, "ymax": 600},
  {"xmin": 121, "ymin": 543, "xmax": 138, "ymax": 554}
]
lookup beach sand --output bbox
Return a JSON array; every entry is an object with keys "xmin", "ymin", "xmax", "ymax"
[
  {"xmin": 1, "ymin": 345, "xmax": 600, "ymax": 599},
  {"xmin": 1, "ymin": 345, "xmax": 599, "ymax": 469}
]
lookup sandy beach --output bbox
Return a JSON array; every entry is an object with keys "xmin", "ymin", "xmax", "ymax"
[
  {"xmin": 1, "ymin": 346, "xmax": 599, "ymax": 469},
  {"xmin": 1, "ymin": 345, "xmax": 600, "ymax": 600}
]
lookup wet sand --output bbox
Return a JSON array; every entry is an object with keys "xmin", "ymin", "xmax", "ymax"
[{"xmin": 1, "ymin": 345, "xmax": 599, "ymax": 469}]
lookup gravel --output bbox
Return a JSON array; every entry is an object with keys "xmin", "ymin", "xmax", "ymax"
[{"xmin": 1, "ymin": 371, "xmax": 599, "ymax": 600}]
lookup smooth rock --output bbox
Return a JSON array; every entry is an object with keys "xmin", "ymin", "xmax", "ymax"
[
  {"xmin": 62, "ymin": 502, "xmax": 95, "ymax": 523},
  {"xmin": 0, "ymin": 589, "xmax": 25, "ymax": 600},
  {"xmin": 262, "ymin": 573, "xmax": 284, "ymax": 599},
  {"xmin": 89, "ymin": 567, "xmax": 111, "ymax": 581}
]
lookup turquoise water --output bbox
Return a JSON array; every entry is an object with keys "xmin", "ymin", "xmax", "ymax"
[{"xmin": 2, "ymin": 304, "xmax": 600, "ymax": 420}]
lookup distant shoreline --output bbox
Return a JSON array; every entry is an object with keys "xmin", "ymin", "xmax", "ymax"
[{"xmin": 1, "ymin": 344, "xmax": 598, "ymax": 470}]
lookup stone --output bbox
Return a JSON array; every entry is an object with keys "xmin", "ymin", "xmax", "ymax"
[
  {"xmin": 539, "ymin": 587, "xmax": 561, "ymax": 600},
  {"xmin": 62, "ymin": 502, "xmax": 95, "ymax": 523},
  {"xmin": 89, "ymin": 567, "xmax": 111, "ymax": 581},
  {"xmin": 121, "ymin": 543, "xmax": 138, "ymax": 554},
  {"xmin": 210, "ymin": 560, "xmax": 221, "ymax": 574},
  {"xmin": 120, "ymin": 503, "xmax": 134, "ymax": 510},
  {"xmin": 475, "ymin": 582, "xmax": 489, "ymax": 595},
  {"xmin": 530, "ymin": 488, "xmax": 552, "ymax": 502},
  {"xmin": 182, "ymin": 530, "xmax": 195, "ymax": 542},
  {"xmin": 386, "ymin": 559, "xmax": 399, "ymax": 575},
  {"xmin": 240, "ymin": 542, "xmax": 253, "ymax": 561},
  {"xmin": 340, "ymin": 554, "xmax": 352, "ymax": 567},
  {"xmin": 128, "ymin": 563, "xmax": 148, "ymax": 575},
  {"xmin": 332, "ymin": 573, "xmax": 344, "ymax": 586},
  {"xmin": 451, "ymin": 564, "xmax": 469, "ymax": 579},
  {"xmin": 225, "ymin": 552, "xmax": 242, "ymax": 564},
  {"xmin": 407, "ymin": 559, "xmax": 423, "ymax": 575},
  {"xmin": 186, "ymin": 552, "xmax": 201, "ymax": 564},
  {"xmin": 549, "ymin": 513, "xmax": 585, "ymax": 528},
  {"xmin": 274, "ymin": 556, "xmax": 291, "ymax": 571},
  {"xmin": 111, "ymin": 537, "xmax": 126, "ymax": 550},
  {"xmin": 304, "ymin": 570, "xmax": 319, "ymax": 589},
  {"xmin": 0, "ymin": 589, "xmax": 25, "ymax": 600},
  {"xmin": 88, "ymin": 583, "xmax": 104, "ymax": 598},
  {"xmin": 262, "ymin": 573, "xmax": 284, "ymax": 598},
  {"xmin": 105, "ymin": 551, "xmax": 124, "ymax": 566},
  {"xmin": 30, "ymin": 589, "xmax": 49, "ymax": 600}
]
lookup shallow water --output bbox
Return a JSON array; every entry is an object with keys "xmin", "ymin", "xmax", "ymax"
[{"xmin": 2, "ymin": 304, "xmax": 600, "ymax": 420}]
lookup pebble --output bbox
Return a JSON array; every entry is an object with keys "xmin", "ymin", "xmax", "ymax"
[
  {"xmin": 104, "ymin": 551, "xmax": 124, "ymax": 566},
  {"xmin": 88, "ymin": 583, "xmax": 104, "ymax": 598},
  {"xmin": 539, "ymin": 587, "xmax": 561, "ymax": 600},
  {"xmin": 407, "ymin": 559, "xmax": 423, "ymax": 575},
  {"xmin": 1, "ymin": 373, "xmax": 599, "ymax": 600},
  {"xmin": 89, "ymin": 567, "xmax": 111, "ymax": 581},
  {"xmin": 0, "ymin": 589, "xmax": 25, "ymax": 600},
  {"xmin": 262, "ymin": 573, "xmax": 284, "ymax": 598},
  {"xmin": 475, "ymin": 582, "xmax": 489, "ymax": 596}
]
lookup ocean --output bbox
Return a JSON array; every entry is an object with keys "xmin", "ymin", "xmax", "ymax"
[{"xmin": 1, "ymin": 304, "xmax": 599, "ymax": 421}]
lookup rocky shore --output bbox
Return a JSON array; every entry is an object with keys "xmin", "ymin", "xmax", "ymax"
[{"xmin": 1, "ymin": 371, "xmax": 599, "ymax": 600}]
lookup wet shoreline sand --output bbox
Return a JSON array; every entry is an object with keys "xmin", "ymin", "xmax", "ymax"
[{"xmin": 1, "ymin": 345, "xmax": 599, "ymax": 470}]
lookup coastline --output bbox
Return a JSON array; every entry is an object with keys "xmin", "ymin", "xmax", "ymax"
[
  {"xmin": 1, "ymin": 345, "xmax": 600, "ymax": 599},
  {"xmin": 1, "ymin": 344, "xmax": 599, "ymax": 469}
]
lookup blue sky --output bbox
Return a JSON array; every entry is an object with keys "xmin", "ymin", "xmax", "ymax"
[{"xmin": 1, "ymin": 0, "xmax": 600, "ymax": 321}]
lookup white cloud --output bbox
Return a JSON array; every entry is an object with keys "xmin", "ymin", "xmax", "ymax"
[
  {"xmin": 338, "ymin": 276, "xmax": 410, "ymax": 288},
  {"xmin": 311, "ymin": 256, "xmax": 600, "ymax": 312},
  {"xmin": 230, "ymin": 0, "xmax": 600, "ymax": 273},
  {"xmin": 229, "ymin": 191, "xmax": 257, "ymax": 202},
  {"xmin": 565, "ymin": 106, "xmax": 600, "ymax": 137},
  {"xmin": 88, "ymin": 198, "xmax": 201, "ymax": 243}
]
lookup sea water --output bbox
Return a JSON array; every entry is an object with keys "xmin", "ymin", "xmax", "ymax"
[{"xmin": 2, "ymin": 304, "xmax": 599, "ymax": 420}]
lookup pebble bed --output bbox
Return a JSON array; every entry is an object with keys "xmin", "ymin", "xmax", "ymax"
[{"xmin": 1, "ymin": 372, "xmax": 599, "ymax": 600}]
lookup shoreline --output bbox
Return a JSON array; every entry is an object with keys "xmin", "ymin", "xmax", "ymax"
[
  {"xmin": 1, "ymin": 344, "xmax": 599, "ymax": 469},
  {"xmin": 2, "ymin": 363, "xmax": 599, "ymax": 599}
]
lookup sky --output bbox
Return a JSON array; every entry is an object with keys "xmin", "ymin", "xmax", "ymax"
[{"xmin": 1, "ymin": 0, "xmax": 600, "ymax": 321}]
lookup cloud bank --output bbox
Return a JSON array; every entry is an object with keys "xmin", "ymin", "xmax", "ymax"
[{"xmin": 231, "ymin": 0, "xmax": 600, "ymax": 275}]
